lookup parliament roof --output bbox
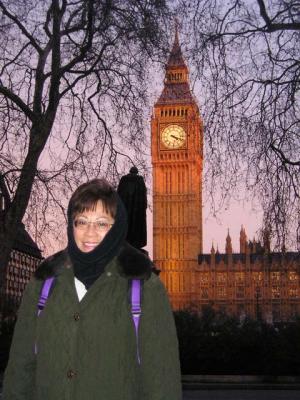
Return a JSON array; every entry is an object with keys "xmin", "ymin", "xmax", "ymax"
[{"xmin": 198, "ymin": 252, "xmax": 300, "ymax": 267}]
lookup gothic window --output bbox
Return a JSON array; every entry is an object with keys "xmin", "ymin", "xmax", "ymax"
[
  {"xmin": 271, "ymin": 272, "xmax": 280, "ymax": 282},
  {"xmin": 200, "ymin": 272, "xmax": 209, "ymax": 284},
  {"xmin": 178, "ymin": 203, "xmax": 183, "ymax": 227},
  {"xmin": 272, "ymin": 287, "xmax": 280, "ymax": 299},
  {"xmin": 289, "ymin": 288, "xmax": 298, "ymax": 298},
  {"xmin": 166, "ymin": 238, "xmax": 169, "ymax": 259},
  {"xmin": 235, "ymin": 272, "xmax": 245, "ymax": 283},
  {"xmin": 217, "ymin": 273, "xmax": 227, "ymax": 285},
  {"xmin": 180, "ymin": 274, "xmax": 184, "ymax": 292},
  {"xmin": 252, "ymin": 272, "xmax": 263, "ymax": 283},
  {"xmin": 167, "ymin": 203, "xmax": 170, "ymax": 226},
  {"xmin": 289, "ymin": 272, "xmax": 298, "ymax": 281},
  {"xmin": 217, "ymin": 287, "xmax": 227, "ymax": 298},
  {"xmin": 169, "ymin": 274, "xmax": 173, "ymax": 292},
  {"xmin": 165, "ymin": 169, "xmax": 171, "ymax": 194},
  {"xmin": 178, "ymin": 235, "xmax": 181, "ymax": 258},
  {"xmin": 201, "ymin": 288, "xmax": 209, "ymax": 299}
]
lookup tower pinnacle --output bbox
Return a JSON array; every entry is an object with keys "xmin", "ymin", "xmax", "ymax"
[
  {"xmin": 166, "ymin": 22, "xmax": 187, "ymax": 69},
  {"xmin": 226, "ymin": 229, "xmax": 233, "ymax": 254},
  {"xmin": 240, "ymin": 225, "xmax": 248, "ymax": 253},
  {"xmin": 156, "ymin": 26, "xmax": 196, "ymax": 106}
]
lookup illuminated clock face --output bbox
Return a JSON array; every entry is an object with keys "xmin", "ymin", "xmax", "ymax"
[{"xmin": 161, "ymin": 125, "xmax": 186, "ymax": 149}]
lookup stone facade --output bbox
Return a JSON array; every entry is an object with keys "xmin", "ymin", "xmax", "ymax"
[{"xmin": 196, "ymin": 229, "xmax": 300, "ymax": 322}]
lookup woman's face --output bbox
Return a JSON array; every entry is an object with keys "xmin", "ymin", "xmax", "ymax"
[{"xmin": 73, "ymin": 201, "xmax": 115, "ymax": 252}]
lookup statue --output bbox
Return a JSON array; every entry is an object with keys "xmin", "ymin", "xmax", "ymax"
[{"xmin": 117, "ymin": 167, "xmax": 147, "ymax": 249}]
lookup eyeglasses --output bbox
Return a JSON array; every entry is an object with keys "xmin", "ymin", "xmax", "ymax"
[{"xmin": 73, "ymin": 219, "xmax": 113, "ymax": 232}]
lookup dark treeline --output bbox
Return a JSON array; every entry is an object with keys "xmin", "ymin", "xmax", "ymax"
[
  {"xmin": 2, "ymin": 305, "xmax": 300, "ymax": 375},
  {"xmin": 174, "ymin": 306, "xmax": 300, "ymax": 375}
]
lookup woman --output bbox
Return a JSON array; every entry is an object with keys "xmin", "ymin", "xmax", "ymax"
[{"xmin": 3, "ymin": 179, "xmax": 181, "ymax": 400}]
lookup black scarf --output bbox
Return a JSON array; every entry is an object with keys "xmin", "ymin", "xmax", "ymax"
[{"xmin": 67, "ymin": 196, "xmax": 128, "ymax": 289}]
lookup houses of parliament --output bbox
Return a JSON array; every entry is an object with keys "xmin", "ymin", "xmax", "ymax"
[{"xmin": 151, "ymin": 30, "xmax": 300, "ymax": 323}]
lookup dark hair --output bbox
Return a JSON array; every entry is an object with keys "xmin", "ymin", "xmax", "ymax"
[{"xmin": 69, "ymin": 179, "xmax": 118, "ymax": 220}]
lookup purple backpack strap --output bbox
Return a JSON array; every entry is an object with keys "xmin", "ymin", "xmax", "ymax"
[
  {"xmin": 130, "ymin": 279, "xmax": 142, "ymax": 365},
  {"xmin": 37, "ymin": 277, "xmax": 55, "ymax": 316},
  {"xmin": 35, "ymin": 277, "xmax": 55, "ymax": 354}
]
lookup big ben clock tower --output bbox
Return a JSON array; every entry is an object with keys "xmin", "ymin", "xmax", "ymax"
[{"xmin": 151, "ymin": 29, "xmax": 203, "ymax": 309}]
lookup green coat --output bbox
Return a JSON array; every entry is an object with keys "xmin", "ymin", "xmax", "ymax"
[{"xmin": 3, "ymin": 245, "xmax": 182, "ymax": 399}]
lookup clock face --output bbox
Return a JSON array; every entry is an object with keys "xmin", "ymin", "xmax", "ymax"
[{"xmin": 161, "ymin": 125, "xmax": 186, "ymax": 149}]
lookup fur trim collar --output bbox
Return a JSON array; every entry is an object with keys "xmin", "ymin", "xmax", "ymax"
[
  {"xmin": 35, "ymin": 243, "xmax": 152, "ymax": 281},
  {"xmin": 117, "ymin": 243, "xmax": 152, "ymax": 279},
  {"xmin": 34, "ymin": 250, "xmax": 70, "ymax": 280}
]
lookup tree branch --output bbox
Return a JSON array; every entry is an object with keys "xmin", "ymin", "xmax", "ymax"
[
  {"xmin": 0, "ymin": 1, "xmax": 42, "ymax": 53},
  {"xmin": 257, "ymin": 0, "xmax": 300, "ymax": 32},
  {"xmin": 270, "ymin": 143, "xmax": 300, "ymax": 166},
  {"xmin": 0, "ymin": 84, "xmax": 35, "ymax": 121},
  {"xmin": 58, "ymin": 0, "xmax": 95, "ymax": 75},
  {"xmin": 45, "ymin": 0, "xmax": 62, "ymax": 123}
]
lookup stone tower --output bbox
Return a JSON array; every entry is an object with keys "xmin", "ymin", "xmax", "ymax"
[{"xmin": 151, "ymin": 29, "xmax": 203, "ymax": 309}]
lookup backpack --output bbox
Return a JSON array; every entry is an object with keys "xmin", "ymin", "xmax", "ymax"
[{"xmin": 36, "ymin": 277, "xmax": 142, "ymax": 364}]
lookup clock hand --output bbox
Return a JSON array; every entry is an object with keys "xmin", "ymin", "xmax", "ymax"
[{"xmin": 171, "ymin": 134, "xmax": 180, "ymax": 140}]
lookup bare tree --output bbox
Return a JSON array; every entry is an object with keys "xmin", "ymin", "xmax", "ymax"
[
  {"xmin": 0, "ymin": 0, "xmax": 171, "ymax": 289},
  {"xmin": 181, "ymin": 0, "xmax": 300, "ymax": 250}
]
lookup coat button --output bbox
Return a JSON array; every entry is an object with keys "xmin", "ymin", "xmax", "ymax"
[
  {"xmin": 73, "ymin": 313, "xmax": 80, "ymax": 321},
  {"xmin": 67, "ymin": 369, "xmax": 76, "ymax": 379}
]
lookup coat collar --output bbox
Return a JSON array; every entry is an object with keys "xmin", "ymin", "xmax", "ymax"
[
  {"xmin": 35, "ymin": 242, "xmax": 152, "ymax": 281},
  {"xmin": 116, "ymin": 242, "xmax": 152, "ymax": 279}
]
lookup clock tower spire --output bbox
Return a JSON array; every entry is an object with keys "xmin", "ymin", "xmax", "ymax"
[{"xmin": 151, "ymin": 29, "xmax": 203, "ymax": 309}]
